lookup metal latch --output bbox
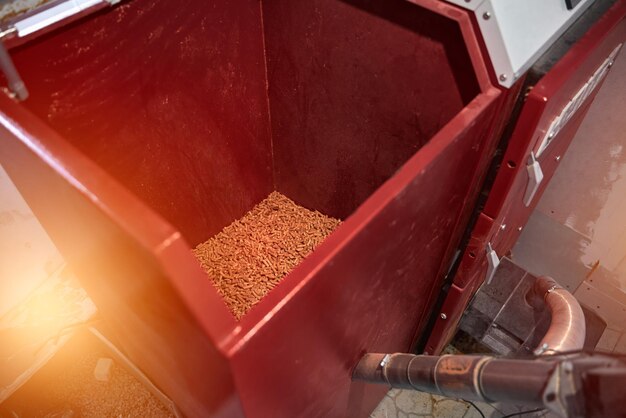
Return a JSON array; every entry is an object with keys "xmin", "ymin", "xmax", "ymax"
[
  {"xmin": 485, "ymin": 243, "xmax": 500, "ymax": 285},
  {"xmin": 535, "ymin": 43, "xmax": 622, "ymax": 157},
  {"xmin": 523, "ymin": 152, "xmax": 544, "ymax": 207}
]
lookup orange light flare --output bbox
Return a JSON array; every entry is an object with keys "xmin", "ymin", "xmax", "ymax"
[{"xmin": 0, "ymin": 266, "xmax": 96, "ymax": 402}]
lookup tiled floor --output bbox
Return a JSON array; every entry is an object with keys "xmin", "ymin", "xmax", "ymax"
[{"xmin": 370, "ymin": 389, "xmax": 556, "ymax": 418}]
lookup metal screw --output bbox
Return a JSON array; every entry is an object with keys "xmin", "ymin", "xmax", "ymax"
[
  {"xmin": 563, "ymin": 361, "xmax": 574, "ymax": 373},
  {"xmin": 518, "ymin": 226, "xmax": 523, "ymax": 231},
  {"xmin": 500, "ymin": 224, "xmax": 507, "ymax": 230},
  {"xmin": 440, "ymin": 313, "xmax": 447, "ymax": 320},
  {"xmin": 483, "ymin": 12, "xmax": 491, "ymax": 20},
  {"xmin": 555, "ymin": 155, "xmax": 561, "ymax": 162},
  {"xmin": 548, "ymin": 132, "xmax": 555, "ymax": 139},
  {"xmin": 499, "ymin": 74, "xmax": 507, "ymax": 82}
]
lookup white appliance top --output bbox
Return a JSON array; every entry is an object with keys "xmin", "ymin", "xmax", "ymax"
[{"xmin": 443, "ymin": 0, "xmax": 596, "ymax": 88}]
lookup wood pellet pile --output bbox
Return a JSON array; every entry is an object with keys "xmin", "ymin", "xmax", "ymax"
[
  {"xmin": 3, "ymin": 347, "xmax": 173, "ymax": 418},
  {"xmin": 46, "ymin": 352, "xmax": 173, "ymax": 418},
  {"xmin": 193, "ymin": 191, "xmax": 341, "ymax": 319}
]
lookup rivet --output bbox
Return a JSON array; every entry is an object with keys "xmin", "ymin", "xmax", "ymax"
[
  {"xmin": 440, "ymin": 313, "xmax": 447, "ymax": 320},
  {"xmin": 555, "ymin": 155, "xmax": 561, "ymax": 162},
  {"xmin": 499, "ymin": 74, "xmax": 507, "ymax": 82},
  {"xmin": 483, "ymin": 12, "xmax": 491, "ymax": 20}
]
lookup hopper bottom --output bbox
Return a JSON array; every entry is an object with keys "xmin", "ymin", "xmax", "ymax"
[{"xmin": 193, "ymin": 192, "xmax": 341, "ymax": 319}]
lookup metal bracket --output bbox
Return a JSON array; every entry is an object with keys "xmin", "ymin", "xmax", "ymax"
[
  {"xmin": 485, "ymin": 243, "xmax": 500, "ymax": 285},
  {"xmin": 542, "ymin": 361, "xmax": 576, "ymax": 417},
  {"xmin": 523, "ymin": 152, "xmax": 544, "ymax": 207}
]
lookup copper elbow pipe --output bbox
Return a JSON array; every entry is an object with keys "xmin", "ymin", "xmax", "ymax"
[{"xmin": 531, "ymin": 276, "xmax": 586, "ymax": 355}]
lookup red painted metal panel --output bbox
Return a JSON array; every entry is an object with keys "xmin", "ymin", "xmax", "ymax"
[
  {"xmin": 426, "ymin": 0, "xmax": 626, "ymax": 355},
  {"xmin": 264, "ymin": 0, "xmax": 480, "ymax": 219},
  {"xmin": 425, "ymin": 283, "xmax": 476, "ymax": 355},
  {"xmin": 425, "ymin": 213, "xmax": 495, "ymax": 355},
  {"xmin": 0, "ymin": 0, "xmax": 506, "ymax": 416},
  {"xmin": 484, "ymin": 1, "xmax": 626, "ymax": 219},
  {"xmin": 10, "ymin": 0, "xmax": 274, "ymax": 247},
  {"xmin": 453, "ymin": 213, "xmax": 497, "ymax": 290},
  {"xmin": 484, "ymin": 1, "xmax": 626, "ymax": 258},
  {"xmin": 0, "ymin": 95, "xmax": 243, "ymax": 417},
  {"xmin": 229, "ymin": 90, "xmax": 501, "ymax": 418}
]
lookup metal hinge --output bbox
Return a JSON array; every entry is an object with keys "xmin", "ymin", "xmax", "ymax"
[
  {"xmin": 523, "ymin": 152, "xmax": 544, "ymax": 207},
  {"xmin": 485, "ymin": 243, "xmax": 500, "ymax": 285}
]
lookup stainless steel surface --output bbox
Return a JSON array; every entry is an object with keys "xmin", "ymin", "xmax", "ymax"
[
  {"xmin": 459, "ymin": 258, "xmax": 552, "ymax": 355},
  {"xmin": 532, "ymin": 276, "xmax": 587, "ymax": 355}
]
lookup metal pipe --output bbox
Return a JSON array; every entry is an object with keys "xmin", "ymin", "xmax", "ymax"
[
  {"xmin": 352, "ymin": 278, "xmax": 585, "ymax": 406},
  {"xmin": 354, "ymin": 352, "xmax": 626, "ymax": 417},
  {"xmin": 0, "ymin": 42, "xmax": 27, "ymax": 100},
  {"xmin": 531, "ymin": 276, "xmax": 586, "ymax": 355},
  {"xmin": 353, "ymin": 353, "xmax": 555, "ymax": 405}
]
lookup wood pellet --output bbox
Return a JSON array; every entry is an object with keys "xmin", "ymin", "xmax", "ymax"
[
  {"xmin": 193, "ymin": 191, "xmax": 341, "ymax": 319},
  {"xmin": 6, "ymin": 350, "xmax": 174, "ymax": 418}
]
